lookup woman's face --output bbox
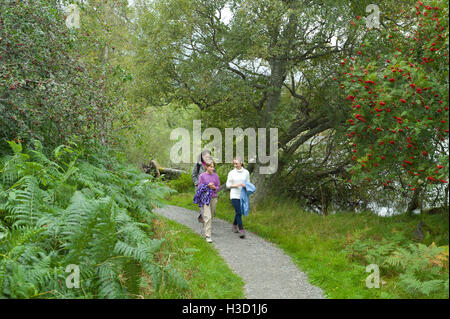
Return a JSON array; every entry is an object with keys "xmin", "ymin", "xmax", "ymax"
[
  {"xmin": 202, "ymin": 153, "xmax": 212, "ymax": 162},
  {"xmin": 233, "ymin": 160, "xmax": 242, "ymax": 170}
]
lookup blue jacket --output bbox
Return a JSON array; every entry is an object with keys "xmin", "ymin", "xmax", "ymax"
[{"xmin": 240, "ymin": 181, "xmax": 256, "ymax": 216}]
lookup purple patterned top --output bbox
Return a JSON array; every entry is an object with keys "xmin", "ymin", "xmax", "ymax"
[{"xmin": 198, "ymin": 172, "xmax": 221, "ymax": 198}]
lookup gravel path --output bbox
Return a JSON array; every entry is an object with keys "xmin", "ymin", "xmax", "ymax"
[{"xmin": 153, "ymin": 205, "xmax": 325, "ymax": 299}]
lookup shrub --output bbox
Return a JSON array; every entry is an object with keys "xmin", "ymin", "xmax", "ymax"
[
  {"xmin": 341, "ymin": 0, "xmax": 449, "ymax": 190},
  {"xmin": 167, "ymin": 173, "xmax": 194, "ymax": 193},
  {"xmin": 0, "ymin": 0, "xmax": 129, "ymax": 152}
]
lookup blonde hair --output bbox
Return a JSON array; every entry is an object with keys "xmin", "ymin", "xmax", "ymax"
[{"xmin": 233, "ymin": 157, "xmax": 244, "ymax": 167}]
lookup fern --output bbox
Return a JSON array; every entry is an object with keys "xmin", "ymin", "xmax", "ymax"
[
  {"xmin": 114, "ymin": 239, "xmax": 164, "ymax": 263},
  {"xmin": 163, "ymin": 264, "xmax": 189, "ymax": 291},
  {"xmin": 5, "ymin": 176, "xmax": 44, "ymax": 227},
  {"xmin": 346, "ymin": 234, "xmax": 449, "ymax": 297},
  {"xmin": 399, "ymin": 273, "xmax": 447, "ymax": 297},
  {"xmin": 0, "ymin": 140, "xmax": 184, "ymax": 298},
  {"xmin": 97, "ymin": 262, "xmax": 126, "ymax": 299}
]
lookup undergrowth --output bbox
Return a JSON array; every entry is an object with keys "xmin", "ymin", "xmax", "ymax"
[
  {"xmin": 0, "ymin": 140, "xmax": 187, "ymax": 298},
  {"xmin": 166, "ymin": 189, "xmax": 449, "ymax": 299},
  {"xmin": 142, "ymin": 216, "xmax": 245, "ymax": 299}
]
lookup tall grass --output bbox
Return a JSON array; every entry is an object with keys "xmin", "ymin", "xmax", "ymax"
[
  {"xmin": 144, "ymin": 216, "xmax": 245, "ymax": 299},
  {"xmin": 166, "ymin": 189, "xmax": 449, "ymax": 299}
]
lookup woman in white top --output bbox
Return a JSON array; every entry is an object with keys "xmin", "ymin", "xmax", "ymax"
[{"xmin": 226, "ymin": 157, "xmax": 250, "ymax": 238}]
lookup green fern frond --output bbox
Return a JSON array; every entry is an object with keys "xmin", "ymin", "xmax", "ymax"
[
  {"xmin": 97, "ymin": 262, "xmax": 126, "ymax": 299},
  {"xmin": 163, "ymin": 264, "xmax": 189, "ymax": 291},
  {"xmin": 5, "ymin": 176, "xmax": 44, "ymax": 227}
]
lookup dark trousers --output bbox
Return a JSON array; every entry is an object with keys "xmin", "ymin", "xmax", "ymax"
[{"xmin": 231, "ymin": 199, "xmax": 243, "ymax": 230}]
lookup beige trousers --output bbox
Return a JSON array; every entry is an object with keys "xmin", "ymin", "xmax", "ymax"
[{"xmin": 203, "ymin": 197, "xmax": 217, "ymax": 238}]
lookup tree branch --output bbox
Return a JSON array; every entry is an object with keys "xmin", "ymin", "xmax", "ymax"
[
  {"xmin": 282, "ymin": 116, "xmax": 327, "ymax": 145},
  {"xmin": 285, "ymin": 120, "xmax": 333, "ymax": 156},
  {"xmin": 283, "ymin": 73, "xmax": 309, "ymax": 107}
]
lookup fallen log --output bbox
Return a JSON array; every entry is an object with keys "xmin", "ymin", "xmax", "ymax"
[
  {"xmin": 159, "ymin": 167, "xmax": 188, "ymax": 179},
  {"xmin": 142, "ymin": 160, "xmax": 187, "ymax": 179}
]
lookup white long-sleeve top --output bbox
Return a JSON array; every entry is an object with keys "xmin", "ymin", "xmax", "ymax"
[{"xmin": 226, "ymin": 168, "xmax": 250, "ymax": 199}]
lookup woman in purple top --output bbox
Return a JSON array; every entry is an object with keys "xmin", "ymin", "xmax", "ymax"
[{"xmin": 198, "ymin": 161, "xmax": 220, "ymax": 243}]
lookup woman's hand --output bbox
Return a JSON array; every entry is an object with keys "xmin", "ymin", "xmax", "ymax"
[{"xmin": 208, "ymin": 182, "xmax": 216, "ymax": 190}]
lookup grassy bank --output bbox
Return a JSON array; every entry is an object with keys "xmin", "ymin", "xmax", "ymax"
[
  {"xmin": 166, "ymin": 189, "xmax": 449, "ymax": 299},
  {"xmin": 143, "ymin": 214, "xmax": 245, "ymax": 299}
]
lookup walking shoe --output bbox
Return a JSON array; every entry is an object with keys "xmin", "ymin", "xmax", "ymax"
[
  {"xmin": 206, "ymin": 237, "xmax": 213, "ymax": 243},
  {"xmin": 232, "ymin": 225, "xmax": 239, "ymax": 233},
  {"xmin": 239, "ymin": 229, "xmax": 245, "ymax": 238}
]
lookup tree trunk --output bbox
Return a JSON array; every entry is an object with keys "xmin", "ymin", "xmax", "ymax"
[
  {"xmin": 445, "ymin": 184, "xmax": 449, "ymax": 213},
  {"xmin": 413, "ymin": 220, "xmax": 425, "ymax": 241},
  {"xmin": 251, "ymin": 57, "xmax": 287, "ymax": 204},
  {"xmin": 265, "ymin": 58, "xmax": 286, "ymax": 123},
  {"xmin": 250, "ymin": 162, "xmax": 276, "ymax": 206},
  {"xmin": 407, "ymin": 187, "xmax": 422, "ymax": 215},
  {"xmin": 320, "ymin": 185, "xmax": 328, "ymax": 216}
]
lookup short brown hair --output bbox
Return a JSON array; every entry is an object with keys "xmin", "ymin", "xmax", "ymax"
[{"xmin": 205, "ymin": 160, "xmax": 215, "ymax": 168}]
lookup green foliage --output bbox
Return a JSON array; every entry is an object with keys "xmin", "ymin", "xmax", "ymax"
[
  {"xmin": 167, "ymin": 173, "xmax": 193, "ymax": 194},
  {"xmin": 0, "ymin": 140, "xmax": 186, "ymax": 298},
  {"xmin": 168, "ymin": 191, "xmax": 449, "ymax": 298},
  {"xmin": 215, "ymin": 163, "xmax": 232, "ymax": 186},
  {"xmin": 391, "ymin": 243, "xmax": 449, "ymax": 295},
  {"xmin": 0, "ymin": 0, "xmax": 136, "ymax": 153},
  {"xmin": 142, "ymin": 217, "xmax": 245, "ymax": 298},
  {"xmin": 346, "ymin": 236, "xmax": 449, "ymax": 297},
  {"xmin": 341, "ymin": 0, "xmax": 449, "ymax": 190},
  {"xmin": 345, "ymin": 233, "xmax": 410, "ymax": 270},
  {"xmin": 117, "ymin": 102, "xmax": 200, "ymax": 169}
]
